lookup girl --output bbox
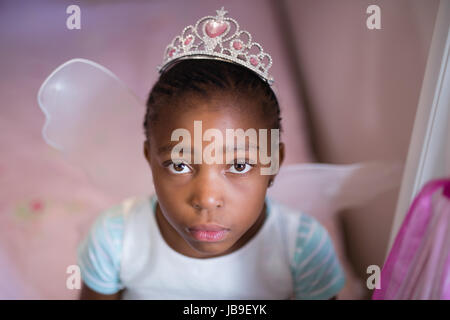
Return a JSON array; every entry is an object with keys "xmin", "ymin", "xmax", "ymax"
[{"xmin": 76, "ymin": 8, "xmax": 346, "ymax": 300}]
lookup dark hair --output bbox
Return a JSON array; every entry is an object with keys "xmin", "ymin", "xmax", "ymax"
[{"xmin": 143, "ymin": 59, "xmax": 282, "ymax": 139}]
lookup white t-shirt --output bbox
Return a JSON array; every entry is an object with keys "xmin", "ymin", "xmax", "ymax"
[{"xmin": 77, "ymin": 194, "xmax": 345, "ymax": 299}]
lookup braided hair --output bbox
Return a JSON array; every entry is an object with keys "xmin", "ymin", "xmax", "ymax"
[{"xmin": 143, "ymin": 59, "xmax": 282, "ymax": 139}]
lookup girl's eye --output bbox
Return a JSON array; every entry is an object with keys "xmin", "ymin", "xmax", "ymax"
[
  {"xmin": 166, "ymin": 161, "xmax": 192, "ymax": 174},
  {"xmin": 227, "ymin": 161, "xmax": 254, "ymax": 174}
]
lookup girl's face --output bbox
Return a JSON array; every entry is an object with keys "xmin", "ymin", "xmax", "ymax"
[{"xmin": 144, "ymin": 93, "xmax": 285, "ymax": 259}]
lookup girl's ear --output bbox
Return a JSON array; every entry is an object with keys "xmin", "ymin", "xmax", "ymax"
[
  {"xmin": 143, "ymin": 140, "xmax": 151, "ymax": 164},
  {"xmin": 278, "ymin": 142, "xmax": 285, "ymax": 168},
  {"xmin": 268, "ymin": 142, "xmax": 285, "ymax": 187}
]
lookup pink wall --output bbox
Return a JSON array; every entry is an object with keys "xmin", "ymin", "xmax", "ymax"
[{"xmin": 283, "ymin": 0, "xmax": 439, "ymax": 297}]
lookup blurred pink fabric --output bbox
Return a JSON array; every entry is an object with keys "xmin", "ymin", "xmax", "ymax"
[{"xmin": 372, "ymin": 179, "xmax": 450, "ymax": 299}]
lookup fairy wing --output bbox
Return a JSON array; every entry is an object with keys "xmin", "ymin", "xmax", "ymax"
[
  {"xmin": 267, "ymin": 161, "xmax": 404, "ymax": 219},
  {"xmin": 38, "ymin": 59, "xmax": 154, "ymax": 200}
]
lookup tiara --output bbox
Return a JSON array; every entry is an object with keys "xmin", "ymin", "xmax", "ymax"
[{"xmin": 157, "ymin": 7, "xmax": 274, "ymax": 85}]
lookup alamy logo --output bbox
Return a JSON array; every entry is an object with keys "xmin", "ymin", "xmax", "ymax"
[
  {"xmin": 66, "ymin": 265, "xmax": 81, "ymax": 290},
  {"xmin": 66, "ymin": 5, "xmax": 81, "ymax": 30},
  {"xmin": 170, "ymin": 121, "xmax": 280, "ymax": 175},
  {"xmin": 366, "ymin": 265, "xmax": 381, "ymax": 289},
  {"xmin": 366, "ymin": 5, "xmax": 381, "ymax": 30}
]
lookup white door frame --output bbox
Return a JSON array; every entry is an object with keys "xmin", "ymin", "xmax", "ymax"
[{"xmin": 386, "ymin": 0, "xmax": 450, "ymax": 259}]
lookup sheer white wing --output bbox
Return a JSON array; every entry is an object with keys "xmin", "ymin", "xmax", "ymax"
[
  {"xmin": 267, "ymin": 162, "xmax": 404, "ymax": 219},
  {"xmin": 38, "ymin": 59, "xmax": 154, "ymax": 200}
]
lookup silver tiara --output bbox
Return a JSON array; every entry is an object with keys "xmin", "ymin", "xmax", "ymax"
[{"xmin": 157, "ymin": 7, "xmax": 274, "ymax": 85}]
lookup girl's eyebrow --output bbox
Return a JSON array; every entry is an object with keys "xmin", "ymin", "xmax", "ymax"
[{"xmin": 157, "ymin": 142, "xmax": 178, "ymax": 155}]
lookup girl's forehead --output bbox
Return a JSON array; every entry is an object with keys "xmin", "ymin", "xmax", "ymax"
[{"xmin": 154, "ymin": 94, "xmax": 267, "ymax": 131}]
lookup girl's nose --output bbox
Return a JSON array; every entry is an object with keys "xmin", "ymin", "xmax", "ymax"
[
  {"xmin": 191, "ymin": 196, "xmax": 223, "ymax": 211},
  {"xmin": 190, "ymin": 170, "xmax": 224, "ymax": 212}
]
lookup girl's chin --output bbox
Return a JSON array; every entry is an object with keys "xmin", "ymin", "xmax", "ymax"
[{"xmin": 187, "ymin": 241, "xmax": 235, "ymax": 258}]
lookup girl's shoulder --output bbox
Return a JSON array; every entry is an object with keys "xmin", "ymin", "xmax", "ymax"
[
  {"xmin": 76, "ymin": 194, "xmax": 155, "ymax": 293},
  {"xmin": 77, "ymin": 196, "xmax": 150, "ymax": 295},
  {"xmin": 266, "ymin": 196, "xmax": 333, "ymax": 259},
  {"xmin": 270, "ymin": 196, "xmax": 332, "ymax": 245},
  {"xmin": 83, "ymin": 194, "xmax": 154, "ymax": 248},
  {"xmin": 266, "ymin": 196, "xmax": 322, "ymax": 234},
  {"xmin": 267, "ymin": 197, "xmax": 346, "ymax": 299}
]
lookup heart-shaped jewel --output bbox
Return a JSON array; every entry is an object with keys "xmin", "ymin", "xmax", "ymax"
[
  {"xmin": 205, "ymin": 20, "xmax": 228, "ymax": 38},
  {"xmin": 168, "ymin": 48, "xmax": 176, "ymax": 57}
]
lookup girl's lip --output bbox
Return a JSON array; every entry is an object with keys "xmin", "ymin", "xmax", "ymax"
[
  {"xmin": 188, "ymin": 229, "xmax": 229, "ymax": 242},
  {"xmin": 188, "ymin": 224, "xmax": 230, "ymax": 232},
  {"xmin": 187, "ymin": 224, "xmax": 230, "ymax": 242}
]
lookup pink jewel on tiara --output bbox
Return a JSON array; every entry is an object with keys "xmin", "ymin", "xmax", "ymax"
[
  {"xmin": 157, "ymin": 7, "xmax": 274, "ymax": 85},
  {"xmin": 250, "ymin": 56, "xmax": 259, "ymax": 66},
  {"xmin": 184, "ymin": 36, "xmax": 193, "ymax": 45},
  {"xmin": 232, "ymin": 41, "xmax": 243, "ymax": 51},
  {"xmin": 205, "ymin": 20, "xmax": 228, "ymax": 38}
]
